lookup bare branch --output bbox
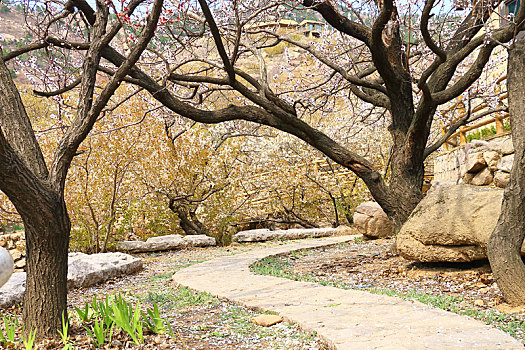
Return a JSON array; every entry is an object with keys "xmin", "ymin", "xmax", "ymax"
[
  {"xmin": 2, "ymin": 41, "xmax": 49, "ymax": 62},
  {"xmin": 197, "ymin": 0, "xmax": 236, "ymax": 82},
  {"xmin": 33, "ymin": 77, "xmax": 82, "ymax": 97}
]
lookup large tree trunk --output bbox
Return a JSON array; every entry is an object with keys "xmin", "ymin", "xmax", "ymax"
[
  {"xmin": 387, "ymin": 166, "xmax": 424, "ymax": 229},
  {"xmin": 0, "ymin": 57, "xmax": 70, "ymax": 339},
  {"xmin": 377, "ymin": 85, "xmax": 425, "ymax": 230},
  {"xmin": 487, "ymin": 37, "xmax": 525, "ymax": 305},
  {"xmin": 22, "ymin": 198, "xmax": 70, "ymax": 338},
  {"xmin": 0, "ymin": 0, "xmax": 163, "ymax": 340}
]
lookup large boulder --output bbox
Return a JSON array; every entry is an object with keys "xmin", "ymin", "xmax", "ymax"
[
  {"xmin": 67, "ymin": 252, "xmax": 143, "ymax": 289},
  {"xmin": 233, "ymin": 229, "xmax": 272, "ymax": 242},
  {"xmin": 0, "ymin": 247, "xmax": 14, "ymax": 288},
  {"xmin": 396, "ymin": 184, "xmax": 516, "ymax": 262},
  {"xmin": 494, "ymin": 171, "xmax": 511, "ymax": 188},
  {"xmin": 465, "ymin": 152, "xmax": 487, "ymax": 173},
  {"xmin": 0, "ymin": 272, "xmax": 25, "ymax": 307},
  {"xmin": 0, "ymin": 252, "xmax": 142, "ymax": 308},
  {"xmin": 353, "ymin": 201, "xmax": 394, "ymax": 238},
  {"xmin": 470, "ymin": 167, "xmax": 493, "ymax": 186},
  {"xmin": 118, "ymin": 234, "xmax": 216, "ymax": 253}
]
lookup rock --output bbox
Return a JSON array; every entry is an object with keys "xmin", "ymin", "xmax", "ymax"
[
  {"xmin": 145, "ymin": 234, "xmax": 186, "ymax": 249},
  {"xmin": 488, "ymin": 139, "xmax": 502, "ymax": 153},
  {"xmin": 498, "ymin": 154, "xmax": 514, "ymax": 173},
  {"xmin": 466, "ymin": 152, "xmax": 486, "ymax": 173},
  {"xmin": 500, "ymin": 138, "xmax": 514, "ymax": 155},
  {"xmin": 0, "ymin": 247, "xmax": 14, "ymax": 288},
  {"xmin": 183, "ymin": 235, "xmax": 217, "ymax": 247},
  {"xmin": 335, "ymin": 225, "xmax": 355, "ymax": 236},
  {"xmin": 0, "ymin": 272, "xmax": 25, "ymax": 307},
  {"xmin": 67, "ymin": 252, "xmax": 143, "ymax": 289},
  {"xmin": 0, "ymin": 252, "xmax": 142, "ymax": 307},
  {"xmin": 483, "ymin": 151, "xmax": 500, "ymax": 171},
  {"xmin": 488, "ymin": 136, "xmax": 513, "ymax": 154},
  {"xmin": 233, "ymin": 227, "xmax": 337, "ymax": 243},
  {"xmin": 251, "ymin": 314, "xmax": 283, "ymax": 327},
  {"xmin": 470, "ymin": 168, "xmax": 494, "ymax": 186},
  {"xmin": 494, "ymin": 171, "xmax": 511, "ymax": 188},
  {"xmin": 9, "ymin": 249, "xmax": 22, "ymax": 261},
  {"xmin": 14, "ymin": 258, "xmax": 25, "ymax": 269},
  {"xmin": 233, "ymin": 229, "xmax": 271, "ymax": 242},
  {"xmin": 396, "ymin": 235, "xmax": 487, "ymax": 262},
  {"xmin": 474, "ymin": 299, "xmax": 484, "ymax": 307},
  {"xmin": 469, "ymin": 140, "xmax": 489, "ymax": 149},
  {"xmin": 118, "ymin": 234, "xmax": 216, "ymax": 252},
  {"xmin": 496, "ymin": 303, "xmax": 525, "ymax": 314},
  {"xmin": 462, "ymin": 172, "xmax": 474, "ymax": 184},
  {"xmin": 353, "ymin": 201, "xmax": 394, "ymax": 239},
  {"xmin": 353, "ymin": 212, "xmax": 369, "ymax": 231},
  {"xmin": 397, "ymin": 184, "xmax": 508, "ymax": 262}
]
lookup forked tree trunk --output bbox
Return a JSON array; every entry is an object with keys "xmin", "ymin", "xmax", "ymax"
[
  {"xmin": 22, "ymin": 198, "xmax": 70, "ymax": 338},
  {"xmin": 387, "ymin": 160, "xmax": 425, "ymax": 230},
  {"xmin": 0, "ymin": 57, "xmax": 71, "ymax": 339},
  {"xmin": 375, "ymin": 103, "xmax": 426, "ymax": 231},
  {"xmin": 487, "ymin": 37, "xmax": 525, "ymax": 305}
]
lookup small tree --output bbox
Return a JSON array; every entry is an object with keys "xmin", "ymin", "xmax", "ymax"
[{"xmin": 0, "ymin": 0, "xmax": 163, "ymax": 338}]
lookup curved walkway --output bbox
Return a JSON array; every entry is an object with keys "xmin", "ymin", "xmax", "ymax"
[{"xmin": 172, "ymin": 236, "xmax": 523, "ymax": 350}]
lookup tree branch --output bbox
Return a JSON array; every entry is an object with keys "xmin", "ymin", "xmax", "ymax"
[
  {"xmin": 302, "ymin": 0, "xmax": 371, "ymax": 45},
  {"xmin": 0, "ymin": 58, "xmax": 48, "ymax": 179},
  {"xmin": 197, "ymin": 0, "xmax": 235, "ymax": 83}
]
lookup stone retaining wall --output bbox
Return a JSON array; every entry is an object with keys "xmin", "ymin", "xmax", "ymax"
[
  {"xmin": 434, "ymin": 134, "xmax": 514, "ymax": 188},
  {"xmin": 0, "ymin": 232, "xmax": 25, "ymax": 272}
]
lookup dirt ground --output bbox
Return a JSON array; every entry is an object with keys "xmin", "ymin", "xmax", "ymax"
[
  {"xmin": 261, "ymin": 238, "xmax": 525, "ymax": 343},
  {"xmin": 5, "ymin": 237, "xmax": 525, "ymax": 348},
  {"xmin": 2, "ymin": 241, "xmax": 327, "ymax": 350}
]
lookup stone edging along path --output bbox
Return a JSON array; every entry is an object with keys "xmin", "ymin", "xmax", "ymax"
[{"xmin": 172, "ymin": 236, "xmax": 523, "ymax": 350}]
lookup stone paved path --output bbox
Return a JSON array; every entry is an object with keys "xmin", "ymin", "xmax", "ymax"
[{"xmin": 172, "ymin": 236, "xmax": 524, "ymax": 350}]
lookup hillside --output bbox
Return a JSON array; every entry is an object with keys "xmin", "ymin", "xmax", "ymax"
[{"xmin": 0, "ymin": 4, "xmax": 30, "ymax": 45}]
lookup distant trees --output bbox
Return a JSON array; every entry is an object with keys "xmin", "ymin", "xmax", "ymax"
[{"xmin": 89, "ymin": 0, "xmax": 523, "ymax": 229}]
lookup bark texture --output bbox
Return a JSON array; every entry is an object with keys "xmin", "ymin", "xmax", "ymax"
[
  {"xmin": 0, "ymin": 57, "xmax": 70, "ymax": 337},
  {"xmin": 22, "ymin": 201, "xmax": 70, "ymax": 337},
  {"xmin": 487, "ymin": 37, "xmax": 525, "ymax": 305}
]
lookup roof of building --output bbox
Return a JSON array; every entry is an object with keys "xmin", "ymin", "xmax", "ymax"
[{"xmin": 298, "ymin": 20, "xmax": 325, "ymax": 26}]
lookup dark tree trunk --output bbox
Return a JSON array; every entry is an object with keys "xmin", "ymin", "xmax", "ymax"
[
  {"xmin": 168, "ymin": 200, "xmax": 208, "ymax": 236},
  {"xmin": 178, "ymin": 210, "xmax": 206, "ymax": 235},
  {"xmin": 379, "ymin": 87, "xmax": 425, "ymax": 230},
  {"xmin": 0, "ymin": 135, "xmax": 71, "ymax": 339},
  {"xmin": 387, "ymin": 142, "xmax": 425, "ymax": 229},
  {"xmin": 487, "ymin": 37, "xmax": 525, "ymax": 305},
  {"xmin": 22, "ymin": 199, "xmax": 70, "ymax": 338},
  {"xmin": 0, "ymin": 57, "xmax": 70, "ymax": 339},
  {"xmin": 0, "ymin": 0, "xmax": 163, "ymax": 340}
]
